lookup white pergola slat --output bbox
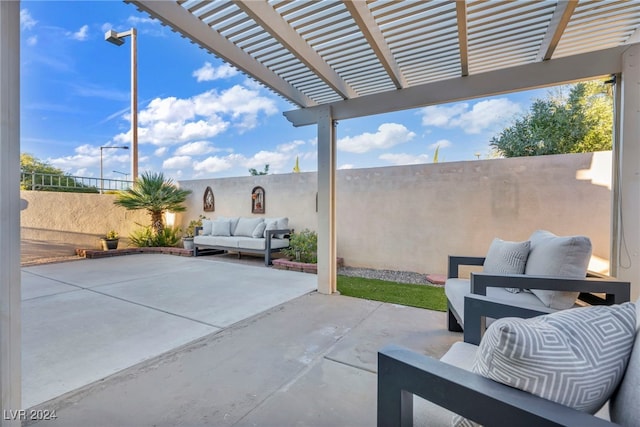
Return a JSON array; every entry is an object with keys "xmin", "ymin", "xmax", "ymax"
[{"xmin": 129, "ymin": 0, "xmax": 640, "ymax": 118}]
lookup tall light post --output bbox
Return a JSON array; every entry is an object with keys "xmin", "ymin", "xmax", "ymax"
[
  {"xmin": 105, "ymin": 28, "xmax": 138, "ymax": 182},
  {"xmin": 100, "ymin": 146, "xmax": 129, "ymax": 193}
]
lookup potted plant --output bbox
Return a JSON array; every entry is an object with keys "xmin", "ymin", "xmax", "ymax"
[
  {"xmin": 100, "ymin": 230, "xmax": 119, "ymax": 250},
  {"xmin": 182, "ymin": 216, "xmax": 205, "ymax": 250}
]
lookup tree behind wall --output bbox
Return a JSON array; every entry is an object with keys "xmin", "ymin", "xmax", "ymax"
[{"xmin": 490, "ymin": 80, "xmax": 613, "ymax": 157}]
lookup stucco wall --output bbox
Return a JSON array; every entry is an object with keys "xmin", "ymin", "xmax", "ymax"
[
  {"xmin": 20, "ymin": 192, "xmax": 148, "ymax": 249},
  {"xmin": 20, "ymin": 152, "xmax": 611, "ymax": 275},
  {"xmin": 178, "ymin": 151, "xmax": 611, "ymax": 275}
]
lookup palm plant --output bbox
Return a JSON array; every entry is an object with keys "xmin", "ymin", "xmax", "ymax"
[{"xmin": 114, "ymin": 172, "xmax": 192, "ymax": 236}]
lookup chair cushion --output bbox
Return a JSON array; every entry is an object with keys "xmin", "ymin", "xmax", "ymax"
[
  {"xmin": 476, "ymin": 303, "xmax": 636, "ymax": 413},
  {"xmin": 483, "ymin": 238, "xmax": 530, "ymax": 293},
  {"xmin": 483, "ymin": 238, "xmax": 530, "ymax": 275},
  {"xmin": 444, "ymin": 278, "xmax": 549, "ymax": 326},
  {"xmin": 609, "ymin": 298, "xmax": 640, "ymax": 426},
  {"xmin": 525, "ymin": 230, "xmax": 592, "ymax": 309},
  {"xmin": 211, "ymin": 219, "xmax": 231, "ymax": 236}
]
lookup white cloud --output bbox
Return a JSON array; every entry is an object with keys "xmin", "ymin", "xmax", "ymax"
[
  {"xmin": 70, "ymin": 25, "xmax": 89, "ymax": 41},
  {"xmin": 453, "ymin": 99, "xmax": 521, "ymax": 134},
  {"xmin": 338, "ymin": 164, "xmax": 354, "ymax": 170},
  {"xmin": 175, "ymin": 141, "xmax": 217, "ymax": 156},
  {"xmin": 193, "ymin": 62, "xmax": 239, "ymax": 82},
  {"xmin": 26, "ymin": 36, "xmax": 38, "ymax": 46},
  {"xmin": 20, "ymin": 9, "xmax": 37, "ymax": 30},
  {"xmin": 421, "ymin": 104, "xmax": 468, "ymax": 127},
  {"xmin": 163, "ymin": 156, "xmax": 192, "ymax": 170},
  {"xmin": 420, "ymin": 98, "xmax": 522, "ymax": 134},
  {"xmin": 48, "ymin": 144, "xmax": 128, "ymax": 176},
  {"xmin": 379, "ymin": 153, "xmax": 430, "ymax": 165},
  {"xmin": 338, "ymin": 123, "xmax": 416, "ymax": 154},
  {"xmin": 193, "ymin": 156, "xmax": 235, "ymax": 174},
  {"xmin": 114, "ymin": 85, "xmax": 277, "ymax": 146},
  {"xmin": 277, "ymin": 140, "xmax": 305, "ymax": 152},
  {"xmin": 428, "ymin": 139, "xmax": 452, "ymax": 150},
  {"xmin": 154, "ymin": 147, "xmax": 168, "ymax": 157}
]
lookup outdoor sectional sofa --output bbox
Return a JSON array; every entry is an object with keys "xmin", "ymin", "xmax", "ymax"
[{"xmin": 194, "ymin": 217, "xmax": 290, "ymax": 266}]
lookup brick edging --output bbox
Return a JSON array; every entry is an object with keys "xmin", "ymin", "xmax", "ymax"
[
  {"xmin": 76, "ymin": 247, "xmax": 194, "ymax": 259},
  {"xmin": 272, "ymin": 257, "xmax": 344, "ymax": 274}
]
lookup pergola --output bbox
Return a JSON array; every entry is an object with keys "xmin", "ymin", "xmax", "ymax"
[{"xmin": 2, "ymin": 0, "xmax": 640, "ymax": 421}]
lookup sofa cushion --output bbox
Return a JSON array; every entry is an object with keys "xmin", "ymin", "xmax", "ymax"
[
  {"xmin": 211, "ymin": 219, "xmax": 231, "ymax": 236},
  {"xmin": 234, "ymin": 218, "xmax": 264, "ymax": 237},
  {"xmin": 194, "ymin": 235, "xmax": 239, "ymax": 248},
  {"xmin": 609, "ymin": 298, "xmax": 640, "ymax": 426},
  {"xmin": 525, "ymin": 230, "xmax": 592, "ymax": 309},
  {"xmin": 231, "ymin": 237, "xmax": 290, "ymax": 251},
  {"xmin": 201, "ymin": 219, "xmax": 213, "ymax": 236},
  {"xmin": 218, "ymin": 217, "xmax": 240, "ymax": 235},
  {"xmin": 253, "ymin": 222, "xmax": 266, "ymax": 238},
  {"xmin": 475, "ymin": 303, "xmax": 636, "ymax": 413},
  {"xmin": 264, "ymin": 217, "xmax": 289, "ymax": 238}
]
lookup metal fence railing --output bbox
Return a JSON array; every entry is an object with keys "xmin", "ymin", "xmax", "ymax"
[{"xmin": 20, "ymin": 171, "xmax": 132, "ymax": 193}]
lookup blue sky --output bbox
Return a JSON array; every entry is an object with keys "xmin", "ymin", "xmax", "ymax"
[{"xmin": 20, "ymin": 1, "xmax": 552, "ymax": 181}]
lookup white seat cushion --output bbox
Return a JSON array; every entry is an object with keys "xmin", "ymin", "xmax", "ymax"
[{"xmin": 444, "ymin": 278, "xmax": 552, "ymax": 326}]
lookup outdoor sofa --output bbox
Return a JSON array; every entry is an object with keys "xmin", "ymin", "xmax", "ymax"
[
  {"xmin": 378, "ymin": 292, "xmax": 638, "ymax": 426},
  {"xmin": 445, "ymin": 230, "xmax": 630, "ymax": 335},
  {"xmin": 194, "ymin": 217, "xmax": 290, "ymax": 266}
]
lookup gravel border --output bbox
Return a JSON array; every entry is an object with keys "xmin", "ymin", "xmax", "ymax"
[{"xmin": 338, "ymin": 266, "xmax": 437, "ymax": 286}]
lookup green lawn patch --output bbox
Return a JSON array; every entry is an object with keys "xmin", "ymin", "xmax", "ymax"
[{"xmin": 337, "ymin": 275, "xmax": 447, "ymax": 312}]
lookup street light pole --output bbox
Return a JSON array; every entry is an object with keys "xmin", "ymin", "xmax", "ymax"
[
  {"xmin": 105, "ymin": 28, "xmax": 138, "ymax": 182},
  {"xmin": 100, "ymin": 146, "xmax": 129, "ymax": 193}
]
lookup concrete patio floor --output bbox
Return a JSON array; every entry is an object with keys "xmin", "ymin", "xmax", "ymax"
[{"xmin": 21, "ymin": 253, "xmax": 461, "ymax": 426}]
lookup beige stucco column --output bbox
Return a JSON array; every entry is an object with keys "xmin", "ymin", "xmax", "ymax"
[
  {"xmin": 0, "ymin": 1, "xmax": 22, "ymax": 424},
  {"xmin": 614, "ymin": 43, "xmax": 640, "ymax": 301},
  {"xmin": 316, "ymin": 106, "xmax": 337, "ymax": 294}
]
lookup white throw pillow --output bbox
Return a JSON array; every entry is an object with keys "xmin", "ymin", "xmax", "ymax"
[
  {"xmin": 201, "ymin": 219, "xmax": 213, "ymax": 236},
  {"xmin": 252, "ymin": 222, "xmax": 266, "ymax": 238},
  {"xmin": 525, "ymin": 230, "xmax": 592, "ymax": 309},
  {"xmin": 483, "ymin": 238, "xmax": 530, "ymax": 275},
  {"xmin": 263, "ymin": 218, "xmax": 279, "ymax": 238},
  {"xmin": 234, "ymin": 218, "xmax": 264, "ymax": 237},
  {"xmin": 483, "ymin": 238, "xmax": 530, "ymax": 293},
  {"xmin": 453, "ymin": 303, "xmax": 636, "ymax": 427},
  {"xmin": 211, "ymin": 219, "xmax": 231, "ymax": 237}
]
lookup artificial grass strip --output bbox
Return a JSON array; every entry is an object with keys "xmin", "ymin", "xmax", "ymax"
[{"xmin": 336, "ymin": 275, "xmax": 447, "ymax": 312}]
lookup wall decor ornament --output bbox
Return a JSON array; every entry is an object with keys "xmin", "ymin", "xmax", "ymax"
[
  {"xmin": 203, "ymin": 186, "xmax": 215, "ymax": 212},
  {"xmin": 251, "ymin": 186, "xmax": 265, "ymax": 214}
]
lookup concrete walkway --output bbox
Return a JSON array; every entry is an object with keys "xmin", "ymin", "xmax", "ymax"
[
  {"xmin": 22, "ymin": 255, "xmax": 317, "ymax": 409},
  {"xmin": 22, "ymin": 254, "xmax": 461, "ymax": 426}
]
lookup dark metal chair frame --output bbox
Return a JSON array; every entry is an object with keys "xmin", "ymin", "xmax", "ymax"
[{"xmin": 378, "ymin": 290, "xmax": 632, "ymax": 427}]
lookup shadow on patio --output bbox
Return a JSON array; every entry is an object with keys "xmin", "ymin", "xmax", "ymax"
[{"xmin": 22, "ymin": 254, "xmax": 460, "ymax": 426}]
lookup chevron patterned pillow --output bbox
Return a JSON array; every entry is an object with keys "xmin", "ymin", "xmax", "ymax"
[{"xmin": 452, "ymin": 303, "xmax": 636, "ymax": 426}]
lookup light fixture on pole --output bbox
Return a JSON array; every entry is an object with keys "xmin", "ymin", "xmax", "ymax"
[
  {"xmin": 100, "ymin": 146, "xmax": 129, "ymax": 193},
  {"xmin": 105, "ymin": 28, "xmax": 138, "ymax": 182}
]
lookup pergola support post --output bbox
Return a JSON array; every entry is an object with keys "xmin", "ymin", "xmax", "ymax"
[
  {"xmin": 316, "ymin": 106, "xmax": 337, "ymax": 295},
  {"xmin": 0, "ymin": 1, "xmax": 22, "ymax": 425},
  {"xmin": 614, "ymin": 43, "xmax": 640, "ymax": 301}
]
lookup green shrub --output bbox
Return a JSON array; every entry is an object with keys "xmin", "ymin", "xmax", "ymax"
[
  {"xmin": 282, "ymin": 229, "xmax": 317, "ymax": 263},
  {"xmin": 129, "ymin": 225, "xmax": 181, "ymax": 247}
]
